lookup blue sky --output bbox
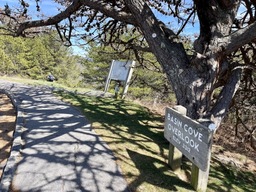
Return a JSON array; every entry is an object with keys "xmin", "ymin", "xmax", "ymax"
[
  {"xmin": 0, "ymin": 1, "xmax": 199, "ymax": 34},
  {"xmin": 0, "ymin": 1, "xmax": 248, "ymax": 58},
  {"xmin": 0, "ymin": 1, "xmax": 246, "ymax": 39},
  {"xmin": 156, "ymin": 13, "xmax": 199, "ymax": 37},
  {"xmin": 0, "ymin": 0, "xmax": 60, "ymax": 18},
  {"xmin": 0, "ymin": 0, "xmax": 85, "ymax": 55},
  {"xmin": 0, "ymin": 1, "xmax": 199, "ymax": 55}
]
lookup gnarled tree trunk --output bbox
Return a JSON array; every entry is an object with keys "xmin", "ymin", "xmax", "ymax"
[
  {"xmin": 125, "ymin": 0, "xmax": 242, "ymax": 128},
  {"xmin": 2, "ymin": 0, "xmax": 256, "ymax": 129}
]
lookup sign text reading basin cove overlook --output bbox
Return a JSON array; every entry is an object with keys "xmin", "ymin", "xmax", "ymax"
[{"xmin": 164, "ymin": 107, "xmax": 213, "ymax": 171}]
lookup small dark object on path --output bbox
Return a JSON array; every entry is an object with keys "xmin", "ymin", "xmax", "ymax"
[{"xmin": 47, "ymin": 74, "xmax": 55, "ymax": 82}]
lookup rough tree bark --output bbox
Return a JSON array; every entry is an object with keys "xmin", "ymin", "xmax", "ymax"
[
  {"xmin": 1, "ymin": 0, "xmax": 256, "ymax": 128},
  {"xmin": 124, "ymin": 0, "xmax": 242, "ymax": 128}
]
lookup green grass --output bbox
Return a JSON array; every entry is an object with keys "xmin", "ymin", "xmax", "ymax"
[
  {"xmin": 56, "ymin": 91, "xmax": 194, "ymax": 192},
  {"xmin": 0, "ymin": 76, "xmax": 91, "ymax": 93},
  {"xmin": 56, "ymin": 91, "xmax": 256, "ymax": 192},
  {"xmin": 2, "ymin": 77, "xmax": 255, "ymax": 191},
  {"xmin": 208, "ymin": 159, "xmax": 256, "ymax": 192}
]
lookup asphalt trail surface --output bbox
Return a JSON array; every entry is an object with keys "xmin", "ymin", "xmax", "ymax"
[{"xmin": 0, "ymin": 80, "xmax": 128, "ymax": 192}]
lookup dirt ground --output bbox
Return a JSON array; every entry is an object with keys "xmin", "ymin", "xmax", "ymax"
[
  {"xmin": 213, "ymin": 124, "xmax": 256, "ymax": 172},
  {"xmin": 134, "ymin": 100, "xmax": 256, "ymax": 173},
  {"xmin": 0, "ymin": 94, "xmax": 16, "ymax": 179},
  {"xmin": 0, "ymin": 93, "xmax": 255, "ymax": 181}
]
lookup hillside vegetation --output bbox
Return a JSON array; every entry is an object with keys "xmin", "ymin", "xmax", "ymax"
[{"xmin": 57, "ymin": 89, "xmax": 256, "ymax": 192}]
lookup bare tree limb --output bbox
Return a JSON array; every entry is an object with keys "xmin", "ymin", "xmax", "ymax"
[
  {"xmin": 222, "ymin": 21, "xmax": 256, "ymax": 55},
  {"xmin": 82, "ymin": 0, "xmax": 136, "ymax": 25},
  {"xmin": 210, "ymin": 67, "xmax": 242, "ymax": 127},
  {"xmin": 55, "ymin": 24, "xmax": 63, "ymax": 41},
  {"xmin": 16, "ymin": 0, "xmax": 84, "ymax": 36},
  {"xmin": 176, "ymin": 9, "xmax": 195, "ymax": 36}
]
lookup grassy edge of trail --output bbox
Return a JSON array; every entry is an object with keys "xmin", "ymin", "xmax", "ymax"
[
  {"xmin": 56, "ymin": 90, "xmax": 256, "ymax": 192},
  {"xmin": 0, "ymin": 77, "xmax": 255, "ymax": 192}
]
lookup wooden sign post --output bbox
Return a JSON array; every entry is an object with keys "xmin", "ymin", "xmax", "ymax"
[
  {"xmin": 168, "ymin": 106, "xmax": 187, "ymax": 172},
  {"xmin": 164, "ymin": 106, "xmax": 216, "ymax": 192}
]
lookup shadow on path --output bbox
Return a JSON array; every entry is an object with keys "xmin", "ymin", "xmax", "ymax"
[{"xmin": 0, "ymin": 81, "xmax": 128, "ymax": 192}]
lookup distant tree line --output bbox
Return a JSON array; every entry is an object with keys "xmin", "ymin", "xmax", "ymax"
[
  {"xmin": 0, "ymin": 30, "xmax": 173, "ymax": 103},
  {"xmin": 0, "ymin": 31, "xmax": 81, "ymax": 87}
]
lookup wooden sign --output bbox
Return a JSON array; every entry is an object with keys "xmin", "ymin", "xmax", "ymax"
[{"xmin": 164, "ymin": 107, "xmax": 213, "ymax": 171}]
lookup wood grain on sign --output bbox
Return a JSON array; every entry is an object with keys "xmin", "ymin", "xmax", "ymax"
[{"xmin": 164, "ymin": 107, "xmax": 213, "ymax": 171}]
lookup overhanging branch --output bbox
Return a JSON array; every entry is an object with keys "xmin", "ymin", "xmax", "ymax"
[
  {"xmin": 222, "ymin": 21, "xmax": 256, "ymax": 55},
  {"xmin": 82, "ymin": 0, "xmax": 136, "ymax": 25},
  {"xmin": 210, "ymin": 67, "xmax": 242, "ymax": 127},
  {"xmin": 16, "ymin": 0, "xmax": 84, "ymax": 36}
]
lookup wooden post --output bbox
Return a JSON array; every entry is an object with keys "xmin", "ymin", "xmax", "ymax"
[
  {"xmin": 165, "ymin": 106, "xmax": 216, "ymax": 192},
  {"xmin": 104, "ymin": 60, "xmax": 115, "ymax": 93},
  {"xmin": 168, "ymin": 143, "xmax": 182, "ymax": 171},
  {"xmin": 168, "ymin": 105, "xmax": 187, "ymax": 171},
  {"xmin": 121, "ymin": 61, "xmax": 135, "ymax": 99},
  {"xmin": 190, "ymin": 121, "xmax": 216, "ymax": 192},
  {"xmin": 191, "ymin": 160, "xmax": 210, "ymax": 192}
]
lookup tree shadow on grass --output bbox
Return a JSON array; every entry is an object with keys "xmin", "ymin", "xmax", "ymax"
[
  {"xmin": 60, "ymin": 92, "xmax": 197, "ymax": 191},
  {"xmin": 1, "ymin": 83, "xmax": 128, "ymax": 192},
  {"xmin": 63, "ymin": 93, "xmax": 167, "ymax": 156},
  {"xmin": 56, "ymin": 91, "xmax": 256, "ymax": 192},
  {"xmin": 127, "ymin": 149, "xmax": 194, "ymax": 191},
  {"xmin": 207, "ymin": 157, "xmax": 256, "ymax": 192}
]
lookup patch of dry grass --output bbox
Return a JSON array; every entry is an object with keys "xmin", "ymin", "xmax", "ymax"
[{"xmin": 0, "ymin": 94, "xmax": 16, "ymax": 179}]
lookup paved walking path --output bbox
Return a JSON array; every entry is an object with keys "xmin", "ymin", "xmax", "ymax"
[{"xmin": 0, "ymin": 80, "xmax": 128, "ymax": 192}]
